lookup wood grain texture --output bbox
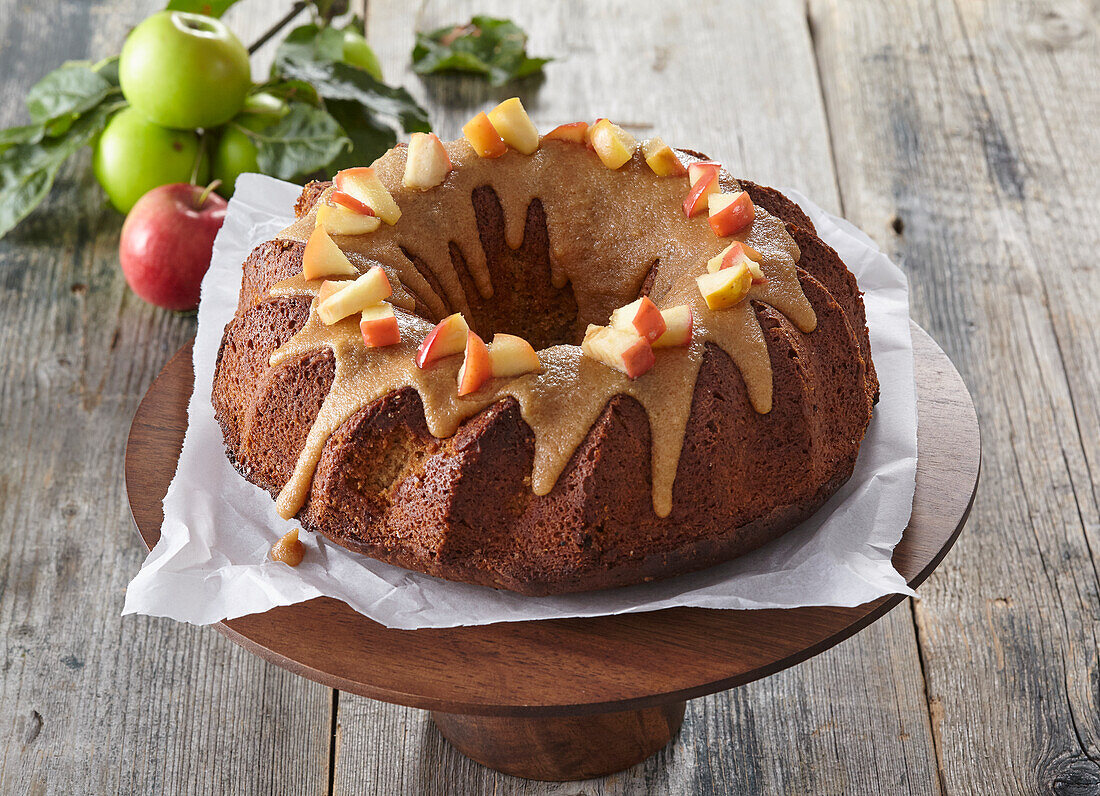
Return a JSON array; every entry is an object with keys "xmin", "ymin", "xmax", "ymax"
[
  {"xmin": 809, "ymin": 0, "xmax": 1100, "ymax": 792},
  {"xmin": 0, "ymin": 3, "xmax": 332, "ymax": 795}
]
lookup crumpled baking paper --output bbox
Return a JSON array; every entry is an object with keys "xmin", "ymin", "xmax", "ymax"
[{"xmin": 123, "ymin": 174, "xmax": 917, "ymax": 629}]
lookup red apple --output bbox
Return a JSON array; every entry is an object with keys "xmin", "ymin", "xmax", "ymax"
[
  {"xmin": 708, "ymin": 190, "xmax": 755, "ymax": 237},
  {"xmin": 642, "ymin": 137, "xmax": 687, "ymax": 177},
  {"xmin": 652, "ymin": 305, "xmax": 693, "ymax": 348},
  {"xmin": 581, "ymin": 324, "xmax": 655, "ymax": 378},
  {"xmin": 544, "ymin": 122, "xmax": 588, "ymax": 144},
  {"xmin": 334, "ymin": 167, "xmax": 401, "ymax": 225},
  {"xmin": 462, "ymin": 111, "xmax": 507, "ymax": 158},
  {"xmin": 457, "ymin": 331, "xmax": 492, "ymax": 395},
  {"xmin": 609, "ymin": 295, "xmax": 666, "ymax": 342},
  {"xmin": 416, "ymin": 312, "xmax": 470, "ymax": 367},
  {"xmin": 489, "ymin": 333, "xmax": 540, "ymax": 377},
  {"xmin": 119, "ymin": 182, "xmax": 227, "ymax": 311},
  {"xmin": 330, "ymin": 190, "xmax": 375, "ymax": 216},
  {"xmin": 360, "ymin": 303, "xmax": 401, "ymax": 347},
  {"xmin": 403, "ymin": 132, "xmax": 453, "ymax": 189},
  {"xmin": 683, "ymin": 163, "xmax": 720, "ymax": 217}
]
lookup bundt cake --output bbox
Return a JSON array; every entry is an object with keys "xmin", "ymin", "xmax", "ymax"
[{"xmin": 212, "ymin": 99, "xmax": 878, "ymax": 595}]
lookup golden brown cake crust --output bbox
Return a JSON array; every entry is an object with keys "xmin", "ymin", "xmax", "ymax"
[{"xmin": 213, "ymin": 166, "xmax": 876, "ymax": 595}]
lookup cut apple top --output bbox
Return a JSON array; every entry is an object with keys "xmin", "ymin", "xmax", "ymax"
[{"xmin": 266, "ymin": 117, "xmax": 820, "ymax": 520}]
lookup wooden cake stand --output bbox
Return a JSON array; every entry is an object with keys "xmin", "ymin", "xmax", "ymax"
[{"xmin": 125, "ymin": 323, "xmax": 979, "ymax": 781}]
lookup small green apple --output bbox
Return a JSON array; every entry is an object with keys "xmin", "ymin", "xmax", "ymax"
[
  {"xmin": 211, "ymin": 94, "xmax": 289, "ymax": 197},
  {"xmin": 93, "ymin": 107, "xmax": 208, "ymax": 213},
  {"xmin": 341, "ymin": 29, "xmax": 383, "ymax": 80},
  {"xmin": 119, "ymin": 11, "xmax": 251, "ymax": 130}
]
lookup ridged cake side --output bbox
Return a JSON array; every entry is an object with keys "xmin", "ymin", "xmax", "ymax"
[{"xmin": 213, "ymin": 181, "xmax": 874, "ymax": 594}]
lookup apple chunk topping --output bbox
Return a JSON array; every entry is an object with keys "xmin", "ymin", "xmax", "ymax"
[
  {"xmin": 360, "ymin": 303, "xmax": 401, "ymax": 348},
  {"xmin": 302, "ymin": 226, "xmax": 358, "ymax": 280},
  {"xmin": 317, "ymin": 265, "xmax": 392, "ymax": 325},
  {"xmin": 334, "ymin": 167, "xmax": 401, "ymax": 225},
  {"xmin": 416, "ymin": 312, "xmax": 471, "ymax": 368},
  {"xmin": 462, "ymin": 111, "xmax": 507, "ymax": 158},
  {"xmin": 707, "ymin": 241, "xmax": 766, "ymax": 283},
  {"xmin": 316, "ymin": 202, "xmax": 381, "ymax": 236},
  {"xmin": 642, "ymin": 137, "xmax": 687, "ymax": 177},
  {"xmin": 582, "ymin": 324, "xmax": 655, "ymax": 379},
  {"xmin": 489, "ymin": 333, "xmax": 541, "ymax": 377},
  {"xmin": 708, "ymin": 190, "xmax": 755, "ymax": 237},
  {"xmin": 487, "ymin": 97, "xmax": 540, "ymax": 155},
  {"xmin": 403, "ymin": 132, "xmax": 453, "ymax": 189},
  {"xmin": 609, "ymin": 295, "xmax": 666, "ymax": 343},
  {"xmin": 683, "ymin": 162, "xmax": 720, "ymax": 217},
  {"xmin": 588, "ymin": 119, "xmax": 637, "ymax": 169},
  {"xmin": 652, "ymin": 305, "xmax": 693, "ymax": 348},
  {"xmin": 457, "ymin": 331, "xmax": 493, "ymax": 396},
  {"xmin": 329, "ymin": 190, "xmax": 374, "ymax": 216},
  {"xmin": 543, "ymin": 121, "xmax": 588, "ymax": 144},
  {"xmin": 697, "ymin": 262, "xmax": 752, "ymax": 310}
]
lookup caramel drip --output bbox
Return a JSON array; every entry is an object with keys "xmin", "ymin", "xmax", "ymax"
[{"xmin": 267, "ymin": 139, "xmax": 816, "ymax": 520}]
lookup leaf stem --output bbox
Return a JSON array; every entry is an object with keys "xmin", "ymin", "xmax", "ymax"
[{"xmin": 248, "ymin": 1, "xmax": 308, "ymax": 55}]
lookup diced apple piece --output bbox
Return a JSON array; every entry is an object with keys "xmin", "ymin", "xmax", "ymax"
[
  {"xmin": 489, "ymin": 333, "xmax": 540, "ymax": 377},
  {"xmin": 360, "ymin": 303, "xmax": 401, "ymax": 348},
  {"xmin": 652, "ymin": 305, "xmax": 693, "ymax": 348},
  {"xmin": 706, "ymin": 241, "xmax": 766, "ymax": 283},
  {"xmin": 302, "ymin": 226, "xmax": 358, "ymax": 280},
  {"xmin": 462, "ymin": 111, "xmax": 507, "ymax": 158},
  {"xmin": 609, "ymin": 295, "xmax": 666, "ymax": 343},
  {"xmin": 330, "ymin": 190, "xmax": 374, "ymax": 216},
  {"xmin": 457, "ymin": 331, "xmax": 492, "ymax": 396},
  {"xmin": 317, "ymin": 278, "xmax": 352, "ymax": 305},
  {"xmin": 403, "ymin": 132, "xmax": 453, "ymax": 189},
  {"xmin": 334, "ymin": 167, "xmax": 401, "ymax": 225},
  {"xmin": 543, "ymin": 121, "xmax": 588, "ymax": 144},
  {"xmin": 708, "ymin": 190, "xmax": 755, "ymax": 237},
  {"xmin": 688, "ymin": 161, "xmax": 721, "ymax": 187},
  {"xmin": 683, "ymin": 167, "xmax": 720, "ymax": 217},
  {"xmin": 316, "ymin": 202, "xmax": 382, "ymax": 236},
  {"xmin": 487, "ymin": 97, "xmax": 540, "ymax": 155},
  {"xmin": 697, "ymin": 263, "xmax": 752, "ymax": 310},
  {"xmin": 317, "ymin": 265, "xmax": 392, "ymax": 325},
  {"xmin": 642, "ymin": 137, "xmax": 687, "ymax": 177},
  {"xmin": 581, "ymin": 324, "xmax": 655, "ymax": 379},
  {"xmin": 416, "ymin": 312, "xmax": 470, "ymax": 367},
  {"xmin": 588, "ymin": 119, "xmax": 636, "ymax": 169}
]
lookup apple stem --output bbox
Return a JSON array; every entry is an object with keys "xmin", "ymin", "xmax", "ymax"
[{"xmin": 197, "ymin": 180, "xmax": 223, "ymax": 209}]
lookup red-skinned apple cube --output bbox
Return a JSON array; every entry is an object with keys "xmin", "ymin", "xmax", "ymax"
[
  {"xmin": 707, "ymin": 242, "xmax": 767, "ymax": 283},
  {"xmin": 302, "ymin": 226, "xmax": 358, "ymax": 280},
  {"xmin": 683, "ymin": 170, "xmax": 719, "ymax": 217},
  {"xmin": 457, "ymin": 331, "xmax": 492, "ymax": 395},
  {"xmin": 317, "ymin": 278, "xmax": 352, "ymax": 305},
  {"xmin": 487, "ymin": 97, "xmax": 540, "ymax": 155},
  {"xmin": 462, "ymin": 112, "xmax": 507, "ymax": 158},
  {"xmin": 642, "ymin": 137, "xmax": 687, "ymax": 177},
  {"xmin": 330, "ymin": 190, "xmax": 375, "ymax": 216},
  {"xmin": 697, "ymin": 263, "xmax": 752, "ymax": 310},
  {"xmin": 360, "ymin": 303, "xmax": 401, "ymax": 348},
  {"xmin": 403, "ymin": 132, "xmax": 452, "ymax": 189},
  {"xmin": 609, "ymin": 296, "xmax": 667, "ymax": 342},
  {"xmin": 489, "ymin": 333, "xmax": 541, "ymax": 377},
  {"xmin": 588, "ymin": 119, "xmax": 636, "ymax": 169},
  {"xmin": 544, "ymin": 122, "xmax": 588, "ymax": 144},
  {"xmin": 334, "ymin": 167, "xmax": 401, "ymax": 225},
  {"xmin": 708, "ymin": 190, "xmax": 755, "ymax": 237},
  {"xmin": 316, "ymin": 202, "xmax": 381, "ymax": 236},
  {"xmin": 317, "ymin": 265, "xmax": 392, "ymax": 325},
  {"xmin": 581, "ymin": 325, "xmax": 655, "ymax": 379},
  {"xmin": 416, "ymin": 312, "xmax": 471, "ymax": 367},
  {"xmin": 652, "ymin": 305, "xmax": 693, "ymax": 348}
]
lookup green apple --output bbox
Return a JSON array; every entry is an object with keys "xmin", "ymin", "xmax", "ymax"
[
  {"xmin": 119, "ymin": 11, "xmax": 251, "ymax": 130},
  {"xmin": 211, "ymin": 94, "xmax": 288, "ymax": 197},
  {"xmin": 93, "ymin": 107, "xmax": 208, "ymax": 213},
  {"xmin": 341, "ymin": 29, "xmax": 383, "ymax": 80}
]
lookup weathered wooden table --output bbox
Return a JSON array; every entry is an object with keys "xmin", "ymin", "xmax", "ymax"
[{"xmin": 2, "ymin": 1, "xmax": 1097, "ymax": 793}]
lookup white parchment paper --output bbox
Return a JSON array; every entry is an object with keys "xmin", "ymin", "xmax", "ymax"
[{"xmin": 123, "ymin": 174, "xmax": 917, "ymax": 629}]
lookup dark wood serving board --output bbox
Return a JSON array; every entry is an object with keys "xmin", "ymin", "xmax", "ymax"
[{"xmin": 124, "ymin": 322, "xmax": 979, "ymax": 780}]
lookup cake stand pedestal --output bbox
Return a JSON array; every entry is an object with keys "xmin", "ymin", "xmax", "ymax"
[{"xmin": 125, "ymin": 323, "xmax": 979, "ymax": 782}]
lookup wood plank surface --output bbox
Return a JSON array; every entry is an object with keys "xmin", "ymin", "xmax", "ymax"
[
  {"xmin": 809, "ymin": 0, "xmax": 1100, "ymax": 792},
  {"xmin": 331, "ymin": 1, "xmax": 942, "ymax": 792},
  {"xmin": 0, "ymin": 3, "xmax": 333, "ymax": 794}
]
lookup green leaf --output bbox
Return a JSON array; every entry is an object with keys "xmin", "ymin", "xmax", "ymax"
[
  {"xmin": 26, "ymin": 63, "xmax": 115, "ymax": 125},
  {"xmin": 0, "ymin": 124, "xmax": 46, "ymax": 155},
  {"xmin": 164, "ymin": 0, "xmax": 242, "ymax": 17},
  {"xmin": 251, "ymin": 78, "xmax": 322, "ymax": 108},
  {"xmin": 275, "ymin": 23, "xmax": 348, "ymax": 69},
  {"xmin": 276, "ymin": 55, "xmax": 430, "ymax": 135},
  {"xmin": 93, "ymin": 56, "xmax": 121, "ymax": 88},
  {"xmin": 0, "ymin": 101, "xmax": 123, "ymax": 239},
  {"xmin": 248, "ymin": 103, "xmax": 350, "ymax": 180},
  {"xmin": 411, "ymin": 16, "xmax": 551, "ymax": 87},
  {"xmin": 325, "ymin": 99, "xmax": 397, "ymax": 171}
]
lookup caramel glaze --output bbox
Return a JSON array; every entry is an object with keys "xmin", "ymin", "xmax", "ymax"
[{"xmin": 262, "ymin": 138, "xmax": 817, "ymax": 520}]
